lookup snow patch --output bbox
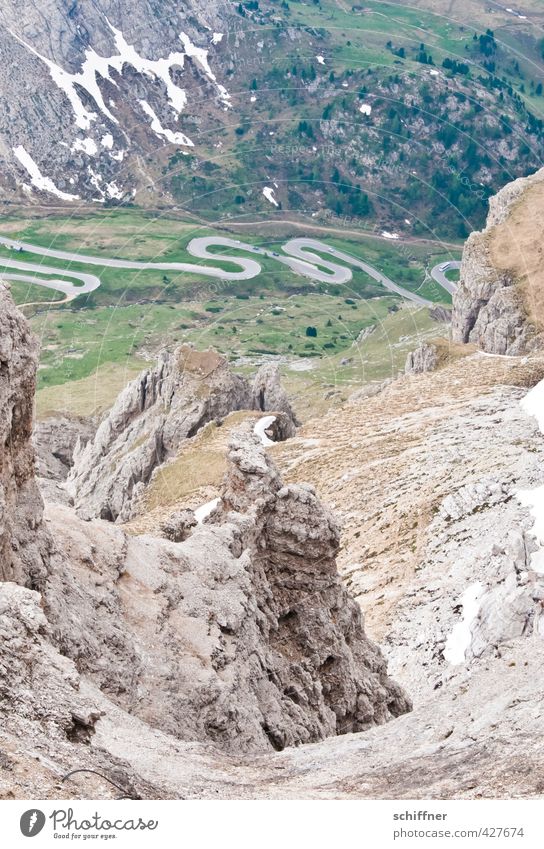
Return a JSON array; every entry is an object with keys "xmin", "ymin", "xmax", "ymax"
[
  {"xmin": 106, "ymin": 181, "xmax": 123, "ymax": 200},
  {"xmin": 101, "ymin": 133, "xmax": 114, "ymax": 150},
  {"xmin": 10, "ymin": 19, "xmax": 230, "ymax": 133},
  {"xmin": 254, "ymin": 416, "xmax": 276, "ymax": 447},
  {"xmin": 194, "ymin": 497, "xmax": 220, "ymax": 524},
  {"xmin": 71, "ymin": 137, "xmax": 98, "ymax": 156},
  {"xmin": 359, "ymin": 103, "xmax": 372, "ymax": 116},
  {"xmin": 263, "ymin": 186, "xmax": 279, "ymax": 207},
  {"xmin": 444, "ymin": 581, "xmax": 483, "ymax": 665},
  {"xmin": 179, "ymin": 32, "xmax": 230, "ymax": 105},
  {"xmin": 212, "ymin": 33, "xmax": 224, "ymax": 45},
  {"xmin": 139, "ymin": 100, "xmax": 194, "ymax": 147},
  {"xmin": 13, "ymin": 146, "xmax": 79, "ymax": 201},
  {"xmin": 316, "ymin": 55, "xmax": 325, "ymax": 65},
  {"xmin": 520, "ymin": 378, "xmax": 544, "ymax": 432}
]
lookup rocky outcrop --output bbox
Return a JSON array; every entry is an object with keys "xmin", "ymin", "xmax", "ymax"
[
  {"xmin": 34, "ymin": 414, "xmax": 96, "ymax": 504},
  {"xmin": 451, "ymin": 167, "xmax": 544, "ymax": 354},
  {"xmin": 405, "ymin": 341, "xmax": 439, "ymax": 374},
  {"xmin": 252, "ymin": 363, "xmax": 300, "ymax": 430},
  {"xmin": 0, "ymin": 283, "xmax": 50, "ymax": 587},
  {"xmin": 159, "ymin": 508, "xmax": 197, "ymax": 542},
  {"xmin": 0, "ymin": 287, "xmax": 410, "ymax": 781},
  {"xmin": 43, "ymin": 430, "xmax": 410, "ymax": 755},
  {"xmin": 67, "ymin": 346, "xmax": 297, "ymax": 522}
]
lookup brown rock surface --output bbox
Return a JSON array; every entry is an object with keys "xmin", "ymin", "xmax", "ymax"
[
  {"xmin": 452, "ymin": 166, "xmax": 544, "ymax": 354},
  {"xmin": 0, "ymin": 283, "xmax": 50, "ymax": 586},
  {"xmin": 67, "ymin": 345, "xmax": 297, "ymax": 523}
]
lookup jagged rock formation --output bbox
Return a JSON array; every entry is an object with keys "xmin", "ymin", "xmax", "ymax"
[
  {"xmin": 0, "ymin": 283, "xmax": 50, "ymax": 587},
  {"xmin": 0, "ymin": 287, "xmax": 410, "ymax": 796},
  {"xmin": 405, "ymin": 341, "xmax": 439, "ymax": 374},
  {"xmin": 33, "ymin": 414, "xmax": 96, "ymax": 505},
  {"xmin": 67, "ymin": 345, "xmax": 297, "ymax": 522},
  {"xmin": 44, "ymin": 429, "xmax": 410, "ymax": 755},
  {"xmin": 159, "ymin": 508, "xmax": 197, "ymax": 542},
  {"xmin": 4, "ymin": 268, "xmax": 544, "ymax": 798},
  {"xmin": 252, "ymin": 363, "xmax": 299, "ymax": 430},
  {"xmin": 451, "ymin": 166, "xmax": 544, "ymax": 354}
]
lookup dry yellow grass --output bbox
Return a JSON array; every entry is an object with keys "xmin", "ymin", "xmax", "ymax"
[
  {"xmin": 127, "ymin": 410, "xmax": 269, "ymax": 535},
  {"xmin": 489, "ymin": 181, "xmax": 544, "ymax": 330},
  {"xmin": 36, "ymin": 359, "xmax": 147, "ymax": 419}
]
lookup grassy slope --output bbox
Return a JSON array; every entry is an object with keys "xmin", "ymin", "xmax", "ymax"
[{"xmin": 0, "ymin": 206, "xmax": 457, "ymax": 399}]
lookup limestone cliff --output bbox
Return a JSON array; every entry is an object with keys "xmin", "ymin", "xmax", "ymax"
[
  {"xmin": 0, "ymin": 286, "xmax": 409, "ymax": 794},
  {"xmin": 0, "ymin": 283, "xmax": 50, "ymax": 586},
  {"xmin": 451, "ymin": 166, "xmax": 544, "ymax": 354},
  {"xmin": 67, "ymin": 345, "xmax": 296, "ymax": 522}
]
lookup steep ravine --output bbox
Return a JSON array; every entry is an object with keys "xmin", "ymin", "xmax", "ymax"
[{"xmin": 1, "ymin": 282, "xmax": 411, "ymax": 799}]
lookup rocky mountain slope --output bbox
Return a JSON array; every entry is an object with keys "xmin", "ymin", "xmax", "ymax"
[
  {"xmin": 0, "ymin": 282, "xmax": 411, "ymax": 798},
  {"xmin": 65, "ymin": 344, "xmax": 297, "ymax": 522},
  {"xmin": 0, "ymin": 1, "xmax": 542, "ymax": 237},
  {"xmin": 0, "ymin": 281, "xmax": 50, "ymax": 586},
  {"xmin": 452, "ymin": 165, "xmax": 544, "ymax": 354},
  {"xmin": 4, "ymin": 164, "xmax": 544, "ymax": 798},
  {"xmin": 2, "ymin": 281, "xmax": 544, "ymax": 798}
]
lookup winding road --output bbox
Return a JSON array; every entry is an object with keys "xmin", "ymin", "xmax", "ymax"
[
  {"xmin": 0, "ymin": 234, "xmax": 459, "ymax": 304},
  {"xmin": 430, "ymin": 260, "xmax": 461, "ymax": 295}
]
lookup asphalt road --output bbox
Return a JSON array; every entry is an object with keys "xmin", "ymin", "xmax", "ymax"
[
  {"xmin": 0, "ymin": 234, "xmax": 457, "ymax": 303},
  {"xmin": 430, "ymin": 260, "xmax": 461, "ymax": 295}
]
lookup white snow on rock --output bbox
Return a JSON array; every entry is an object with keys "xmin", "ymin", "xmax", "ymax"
[
  {"xmin": 101, "ymin": 133, "xmax": 114, "ymax": 149},
  {"xmin": 212, "ymin": 33, "xmax": 224, "ymax": 45},
  {"xmin": 254, "ymin": 416, "xmax": 277, "ymax": 447},
  {"xmin": 520, "ymin": 377, "xmax": 544, "ymax": 432},
  {"xmin": 359, "ymin": 103, "xmax": 372, "ymax": 115},
  {"xmin": 263, "ymin": 186, "xmax": 279, "ymax": 207},
  {"xmin": 194, "ymin": 497, "xmax": 220, "ymax": 524},
  {"xmin": 13, "ymin": 145, "xmax": 79, "ymax": 201},
  {"xmin": 71, "ymin": 137, "xmax": 98, "ymax": 156},
  {"xmin": 139, "ymin": 100, "xmax": 194, "ymax": 147},
  {"xmin": 515, "ymin": 378, "xmax": 544, "ymax": 574},
  {"xmin": 106, "ymin": 181, "xmax": 123, "ymax": 200},
  {"xmin": 444, "ymin": 581, "xmax": 483, "ymax": 665},
  {"xmin": 179, "ymin": 31, "xmax": 230, "ymax": 105},
  {"xmin": 10, "ymin": 19, "xmax": 230, "ymax": 134}
]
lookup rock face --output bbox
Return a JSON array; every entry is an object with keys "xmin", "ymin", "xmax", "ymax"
[
  {"xmin": 0, "ymin": 0, "xmax": 234, "ymax": 203},
  {"xmin": 252, "ymin": 363, "xmax": 300, "ymax": 430},
  {"xmin": 34, "ymin": 414, "xmax": 96, "ymax": 504},
  {"xmin": 405, "ymin": 341, "xmax": 439, "ymax": 374},
  {"xmin": 44, "ymin": 430, "xmax": 410, "ymax": 755},
  {"xmin": 0, "ymin": 284, "xmax": 50, "ymax": 587},
  {"xmin": 0, "ymin": 288, "xmax": 410, "ymax": 785},
  {"xmin": 67, "ymin": 346, "xmax": 296, "ymax": 522},
  {"xmin": 451, "ymin": 166, "xmax": 544, "ymax": 354}
]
